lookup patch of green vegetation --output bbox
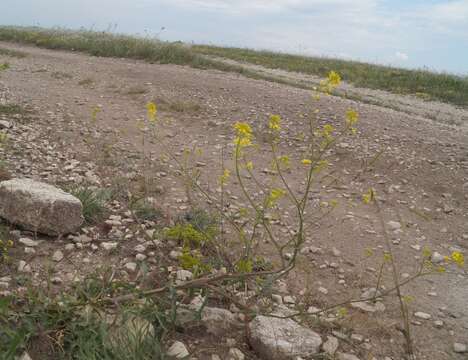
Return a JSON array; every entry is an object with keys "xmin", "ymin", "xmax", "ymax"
[
  {"xmin": 0, "ymin": 104, "xmax": 24, "ymax": 115},
  {"xmin": 78, "ymin": 77, "xmax": 94, "ymax": 86},
  {"xmin": 130, "ymin": 198, "xmax": 163, "ymax": 222},
  {"xmin": 0, "ymin": 47, "xmax": 27, "ymax": 58},
  {"xmin": 193, "ymin": 45, "xmax": 468, "ymax": 107},
  {"xmin": 69, "ymin": 186, "xmax": 111, "ymax": 224},
  {"xmin": 1, "ymin": 26, "xmax": 466, "ymax": 107},
  {"xmin": 51, "ymin": 70, "xmax": 73, "ymax": 80},
  {"xmin": 0, "ymin": 269, "xmax": 175, "ymax": 359},
  {"xmin": 165, "ymin": 100, "xmax": 201, "ymax": 113},
  {"xmin": 125, "ymin": 86, "xmax": 148, "ymax": 95},
  {"xmin": 0, "ymin": 26, "xmax": 211, "ymax": 67},
  {"xmin": 0, "ymin": 62, "xmax": 9, "ymax": 71}
]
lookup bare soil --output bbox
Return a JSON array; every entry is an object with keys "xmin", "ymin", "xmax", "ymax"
[{"xmin": 1, "ymin": 41, "xmax": 467, "ymax": 360}]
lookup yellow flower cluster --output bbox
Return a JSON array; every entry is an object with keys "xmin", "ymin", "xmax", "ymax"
[
  {"xmin": 219, "ymin": 168, "xmax": 230, "ymax": 185},
  {"xmin": 451, "ymin": 251, "xmax": 465, "ymax": 267},
  {"xmin": 266, "ymin": 188, "xmax": 286, "ymax": 208},
  {"xmin": 362, "ymin": 188, "xmax": 376, "ymax": 204},
  {"xmin": 146, "ymin": 102, "xmax": 158, "ymax": 122},
  {"xmin": 234, "ymin": 122, "xmax": 253, "ymax": 148},
  {"xmin": 269, "ymin": 114, "xmax": 281, "ymax": 131},
  {"xmin": 318, "ymin": 71, "xmax": 342, "ymax": 95}
]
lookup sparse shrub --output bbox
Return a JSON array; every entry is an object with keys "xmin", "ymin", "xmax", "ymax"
[
  {"xmin": 129, "ymin": 198, "xmax": 163, "ymax": 222},
  {"xmin": 69, "ymin": 186, "xmax": 110, "ymax": 224}
]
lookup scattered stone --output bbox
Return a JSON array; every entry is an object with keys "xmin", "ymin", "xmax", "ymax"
[
  {"xmin": 431, "ymin": 252, "xmax": 444, "ymax": 263},
  {"xmin": 323, "ymin": 336, "xmax": 339, "ymax": 355},
  {"xmin": 227, "ymin": 348, "xmax": 245, "ymax": 360},
  {"xmin": 167, "ymin": 341, "xmax": 190, "ymax": 359},
  {"xmin": 350, "ymin": 334, "xmax": 364, "ymax": 343},
  {"xmin": 19, "ymin": 237, "xmax": 40, "ymax": 247},
  {"xmin": 101, "ymin": 242, "xmax": 118, "ymax": 251},
  {"xmin": 52, "ymin": 250, "xmax": 64, "ymax": 262},
  {"xmin": 176, "ymin": 269, "xmax": 193, "ymax": 282},
  {"xmin": 351, "ymin": 301, "xmax": 385, "ymax": 313},
  {"xmin": 318, "ymin": 287, "xmax": 328, "ymax": 295},
  {"xmin": 434, "ymin": 320, "xmax": 444, "ymax": 328},
  {"xmin": 414, "ymin": 312, "xmax": 431, "ymax": 320},
  {"xmin": 453, "ymin": 343, "xmax": 467, "ymax": 353},
  {"xmin": 177, "ymin": 305, "xmax": 239, "ymax": 336},
  {"xmin": 337, "ymin": 353, "xmax": 361, "ymax": 360},
  {"xmin": 18, "ymin": 260, "xmax": 31, "ymax": 273},
  {"xmin": 18, "ymin": 352, "xmax": 33, "ymax": 360},
  {"xmin": 0, "ymin": 178, "xmax": 84, "ymax": 235},
  {"xmin": 248, "ymin": 315, "xmax": 322, "ymax": 359},
  {"xmin": 124, "ymin": 262, "xmax": 137, "ymax": 272},
  {"xmin": 387, "ymin": 221, "xmax": 401, "ymax": 231}
]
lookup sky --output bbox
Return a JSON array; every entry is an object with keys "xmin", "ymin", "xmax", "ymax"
[{"xmin": 1, "ymin": 0, "xmax": 468, "ymax": 74}]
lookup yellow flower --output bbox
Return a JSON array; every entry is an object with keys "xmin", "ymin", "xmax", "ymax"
[
  {"xmin": 246, "ymin": 161, "xmax": 254, "ymax": 170},
  {"xmin": 91, "ymin": 107, "xmax": 101, "ymax": 122},
  {"xmin": 436, "ymin": 266, "xmax": 446, "ymax": 273},
  {"xmin": 383, "ymin": 253, "xmax": 392, "ymax": 262},
  {"xmin": 327, "ymin": 71, "xmax": 341, "ymax": 87},
  {"xmin": 270, "ymin": 188, "xmax": 286, "ymax": 201},
  {"xmin": 301, "ymin": 159, "xmax": 312, "ymax": 165},
  {"xmin": 362, "ymin": 188, "xmax": 376, "ymax": 204},
  {"xmin": 278, "ymin": 155, "xmax": 290, "ymax": 167},
  {"xmin": 269, "ymin": 115, "xmax": 281, "ymax": 131},
  {"xmin": 146, "ymin": 102, "xmax": 157, "ymax": 122},
  {"xmin": 323, "ymin": 124, "xmax": 335, "ymax": 135},
  {"xmin": 451, "ymin": 251, "xmax": 465, "ymax": 267},
  {"xmin": 234, "ymin": 136, "xmax": 252, "ymax": 147},
  {"xmin": 234, "ymin": 122, "xmax": 252, "ymax": 137},
  {"xmin": 312, "ymin": 159, "xmax": 329, "ymax": 174},
  {"xmin": 220, "ymin": 169, "xmax": 230, "ymax": 185},
  {"xmin": 266, "ymin": 188, "xmax": 286, "ymax": 207},
  {"xmin": 233, "ymin": 122, "xmax": 253, "ymax": 148},
  {"xmin": 346, "ymin": 109, "xmax": 359, "ymax": 126}
]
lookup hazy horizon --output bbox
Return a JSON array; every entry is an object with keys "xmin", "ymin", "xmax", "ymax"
[{"xmin": 1, "ymin": 0, "xmax": 467, "ymax": 75}]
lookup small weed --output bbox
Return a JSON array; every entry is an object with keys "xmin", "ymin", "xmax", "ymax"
[
  {"xmin": 78, "ymin": 77, "xmax": 94, "ymax": 86},
  {"xmin": 51, "ymin": 71, "xmax": 73, "ymax": 80},
  {"xmin": 0, "ymin": 160, "xmax": 11, "ymax": 181},
  {"xmin": 126, "ymin": 86, "xmax": 148, "ymax": 96},
  {"xmin": 69, "ymin": 186, "xmax": 111, "ymax": 224},
  {"xmin": 166, "ymin": 100, "xmax": 201, "ymax": 113},
  {"xmin": 0, "ymin": 47, "xmax": 27, "ymax": 58},
  {"xmin": 165, "ymin": 223, "xmax": 208, "ymax": 248},
  {"xmin": 0, "ymin": 269, "xmax": 175, "ymax": 359},
  {"xmin": 0, "ymin": 104, "xmax": 25, "ymax": 115},
  {"xmin": 130, "ymin": 198, "xmax": 163, "ymax": 222},
  {"xmin": 0, "ymin": 62, "xmax": 9, "ymax": 71}
]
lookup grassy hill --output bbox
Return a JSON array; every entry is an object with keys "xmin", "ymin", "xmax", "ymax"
[{"xmin": 0, "ymin": 26, "xmax": 467, "ymax": 107}]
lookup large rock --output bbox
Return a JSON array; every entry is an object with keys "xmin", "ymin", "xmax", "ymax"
[
  {"xmin": 248, "ymin": 315, "xmax": 322, "ymax": 360},
  {"xmin": 0, "ymin": 179, "xmax": 83, "ymax": 235}
]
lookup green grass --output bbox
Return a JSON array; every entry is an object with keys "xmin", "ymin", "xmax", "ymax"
[
  {"xmin": 0, "ymin": 46, "xmax": 27, "ymax": 58},
  {"xmin": 193, "ymin": 45, "xmax": 468, "ymax": 107},
  {"xmin": 69, "ymin": 186, "xmax": 111, "ymax": 224},
  {"xmin": 0, "ymin": 269, "xmax": 175, "ymax": 359},
  {"xmin": 0, "ymin": 26, "xmax": 218, "ymax": 68},
  {"xmin": 0, "ymin": 26, "xmax": 466, "ymax": 107},
  {"xmin": 0, "ymin": 104, "xmax": 24, "ymax": 115}
]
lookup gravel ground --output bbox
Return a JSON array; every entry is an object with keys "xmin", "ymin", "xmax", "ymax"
[{"xmin": 0, "ymin": 41, "xmax": 467, "ymax": 360}]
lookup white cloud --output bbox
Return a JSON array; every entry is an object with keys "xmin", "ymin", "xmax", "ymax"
[
  {"xmin": 427, "ymin": 0, "xmax": 468, "ymax": 22},
  {"xmin": 160, "ymin": 0, "xmax": 377, "ymax": 14},
  {"xmin": 395, "ymin": 51, "xmax": 409, "ymax": 61}
]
